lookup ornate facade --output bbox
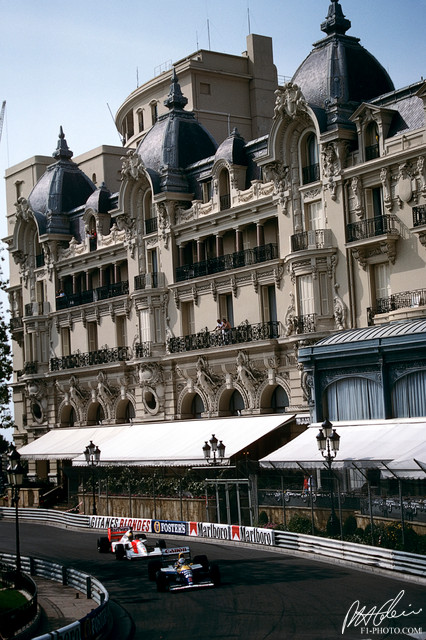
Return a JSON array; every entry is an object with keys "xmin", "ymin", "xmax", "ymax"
[{"xmin": 4, "ymin": 1, "xmax": 426, "ymax": 483}]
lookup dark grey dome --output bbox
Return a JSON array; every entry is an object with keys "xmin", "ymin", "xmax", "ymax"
[
  {"xmin": 292, "ymin": 1, "xmax": 394, "ymax": 121},
  {"xmin": 215, "ymin": 128, "xmax": 247, "ymax": 165},
  {"xmin": 136, "ymin": 70, "xmax": 217, "ymax": 193},
  {"xmin": 85, "ymin": 182, "xmax": 112, "ymax": 213},
  {"xmin": 28, "ymin": 128, "xmax": 95, "ymax": 234}
]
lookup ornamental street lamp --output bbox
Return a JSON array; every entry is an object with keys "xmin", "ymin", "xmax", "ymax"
[
  {"xmin": 84, "ymin": 441, "xmax": 101, "ymax": 515},
  {"xmin": 6, "ymin": 445, "xmax": 25, "ymax": 577},
  {"xmin": 316, "ymin": 418, "xmax": 341, "ymax": 536},
  {"xmin": 202, "ymin": 434, "xmax": 226, "ymax": 466}
]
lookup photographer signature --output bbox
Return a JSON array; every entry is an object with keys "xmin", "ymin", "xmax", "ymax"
[{"xmin": 342, "ymin": 590, "xmax": 422, "ymax": 633}]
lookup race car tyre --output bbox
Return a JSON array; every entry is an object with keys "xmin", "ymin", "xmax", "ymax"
[
  {"xmin": 193, "ymin": 554, "xmax": 209, "ymax": 570},
  {"xmin": 97, "ymin": 536, "xmax": 110, "ymax": 553},
  {"xmin": 148, "ymin": 559, "xmax": 162, "ymax": 581},
  {"xmin": 156, "ymin": 539, "xmax": 166, "ymax": 549},
  {"xmin": 156, "ymin": 571, "xmax": 168, "ymax": 592},
  {"xmin": 115, "ymin": 544, "xmax": 126, "ymax": 561},
  {"xmin": 209, "ymin": 563, "xmax": 221, "ymax": 586}
]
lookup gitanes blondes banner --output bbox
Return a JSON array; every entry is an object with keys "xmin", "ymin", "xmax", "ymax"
[{"xmin": 88, "ymin": 516, "xmax": 274, "ymax": 546}]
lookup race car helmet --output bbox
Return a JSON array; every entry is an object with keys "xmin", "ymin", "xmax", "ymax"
[{"xmin": 178, "ymin": 557, "xmax": 186, "ymax": 565}]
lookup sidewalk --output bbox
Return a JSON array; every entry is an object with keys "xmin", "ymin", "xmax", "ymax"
[{"xmin": 31, "ymin": 577, "xmax": 134, "ymax": 639}]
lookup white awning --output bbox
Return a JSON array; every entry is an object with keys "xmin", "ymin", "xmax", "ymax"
[
  {"xmin": 18, "ymin": 415, "xmax": 296, "ymax": 467},
  {"xmin": 380, "ymin": 440, "xmax": 426, "ymax": 480},
  {"xmin": 259, "ymin": 418, "xmax": 426, "ymax": 473},
  {"xmin": 18, "ymin": 425, "xmax": 130, "ymax": 460}
]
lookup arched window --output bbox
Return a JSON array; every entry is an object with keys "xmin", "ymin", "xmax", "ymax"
[
  {"xmin": 301, "ymin": 133, "xmax": 320, "ymax": 184},
  {"xmin": 325, "ymin": 377, "xmax": 384, "ymax": 421},
  {"xmin": 365, "ymin": 122, "xmax": 380, "ymax": 160},
  {"xmin": 271, "ymin": 386, "xmax": 289, "ymax": 413},
  {"xmin": 219, "ymin": 169, "xmax": 231, "ymax": 210},
  {"xmin": 191, "ymin": 394, "xmax": 205, "ymax": 418},
  {"xmin": 229, "ymin": 390, "xmax": 244, "ymax": 415},
  {"xmin": 392, "ymin": 371, "xmax": 426, "ymax": 417}
]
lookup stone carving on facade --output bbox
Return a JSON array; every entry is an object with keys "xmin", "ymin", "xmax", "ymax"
[
  {"xmin": 263, "ymin": 161, "xmax": 289, "ymax": 209},
  {"xmin": 121, "ymin": 149, "xmax": 145, "ymax": 181},
  {"xmin": 94, "ymin": 371, "xmax": 115, "ymax": 406},
  {"xmin": 351, "ymin": 176, "xmax": 363, "ymax": 218},
  {"xmin": 416, "ymin": 156, "xmax": 426, "ymax": 196},
  {"xmin": 333, "ymin": 284, "xmax": 347, "ymax": 330},
  {"xmin": 139, "ymin": 362, "xmax": 164, "ymax": 389},
  {"xmin": 15, "ymin": 197, "xmax": 32, "ymax": 222},
  {"xmin": 235, "ymin": 351, "xmax": 261, "ymax": 404},
  {"xmin": 273, "ymin": 82, "xmax": 306, "ymax": 119},
  {"xmin": 284, "ymin": 293, "xmax": 296, "ymax": 337},
  {"xmin": 397, "ymin": 162, "xmax": 414, "ymax": 204},
  {"xmin": 300, "ymin": 367, "xmax": 314, "ymax": 404},
  {"xmin": 195, "ymin": 356, "xmax": 220, "ymax": 400},
  {"xmin": 380, "ymin": 167, "xmax": 393, "ymax": 210}
]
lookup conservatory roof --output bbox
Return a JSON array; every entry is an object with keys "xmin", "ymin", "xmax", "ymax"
[{"xmin": 259, "ymin": 418, "xmax": 426, "ymax": 475}]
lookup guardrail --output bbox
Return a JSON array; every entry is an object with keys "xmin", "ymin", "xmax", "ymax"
[
  {"xmin": 1, "ymin": 507, "xmax": 425, "ymax": 586},
  {"xmin": 0, "ymin": 549, "xmax": 109, "ymax": 640},
  {"xmin": 0, "ymin": 565, "xmax": 37, "ymax": 638}
]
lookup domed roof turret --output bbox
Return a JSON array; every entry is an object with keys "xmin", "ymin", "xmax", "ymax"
[
  {"xmin": 292, "ymin": 0, "xmax": 394, "ymax": 128},
  {"xmin": 136, "ymin": 69, "xmax": 217, "ymax": 193},
  {"xmin": 215, "ymin": 128, "xmax": 247, "ymax": 165},
  {"xmin": 85, "ymin": 182, "xmax": 112, "ymax": 213},
  {"xmin": 28, "ymin": 128, "xmax": 96, "ymax": 234}
]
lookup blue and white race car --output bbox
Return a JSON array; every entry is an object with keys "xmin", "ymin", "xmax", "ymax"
[{"xmin": 150, "ymin": 550, "xmax": 221, "ymax": 592}]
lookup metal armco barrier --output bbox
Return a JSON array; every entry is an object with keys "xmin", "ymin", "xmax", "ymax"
[
  {"xmin": 1, "ymin": 507, "xmax": 425, "ymax": 586},
  {"xmin": 0, "ymin": 550, "xmax": 109, "ymax": 640}
]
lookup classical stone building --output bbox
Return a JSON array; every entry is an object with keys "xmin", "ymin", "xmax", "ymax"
[{"xmin": 5, "ymin": 1, "xmax": 426, "ymax": 485}]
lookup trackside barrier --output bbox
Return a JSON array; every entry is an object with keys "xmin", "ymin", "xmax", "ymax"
[
  {"xmin": 0, "ymin": 551, "xmax": 109, "ymax": 640},
  {"xmin": 1, "ymin": 507, "xmax": 425, "ymax": 582}
]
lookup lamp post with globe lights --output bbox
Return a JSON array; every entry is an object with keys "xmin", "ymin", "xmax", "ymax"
[
  {"xmin": 6, "ymin": 445, "xmax": 25, "ymax": 577},
  {"xmin": 84, "ymin": 441, "xmax": 101, "ymax": 515},
  {"xmin": 316, "ymin": 418, "xmax": 341, "ymax": 536}
]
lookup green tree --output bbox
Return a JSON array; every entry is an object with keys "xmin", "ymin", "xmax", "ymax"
[{"xmin": 0, "ymin": 251, "xmax": 12, "ymax": 433}]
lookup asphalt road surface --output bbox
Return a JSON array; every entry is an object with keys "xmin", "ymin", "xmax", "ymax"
[{"xmin": 1, "ymin": 521, "xmax": 425, "ymax": 640}]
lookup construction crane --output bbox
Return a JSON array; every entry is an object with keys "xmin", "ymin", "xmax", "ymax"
[{"xmin": 0, "ymin": 101, "xmax": 6, "ymax": 146}]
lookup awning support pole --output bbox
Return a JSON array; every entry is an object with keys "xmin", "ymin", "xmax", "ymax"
[
  {"xmin": 352, "ymin": 463, "xmax": 374, "ymax": 546},
  {"xmin": 236, "ymin": 483, "xmax": 242, "ymax": 526},
  {"xmin": 225, "ymin": 483, "xmax": 231, "ymax": 525},
  {"xmin": 381, "ymin": 461, "xmax": 406, "ymax": 549},
  {"xmin": 280, "ymin": 475, "xmax": 287, "ymax": 529},
  {"xmin": 215, "ymin": 482, "xmax": 220, "ymax": 524},
  {"xmin": 204, "ymin": 481, "xmax": 209, "ymax": 522}
]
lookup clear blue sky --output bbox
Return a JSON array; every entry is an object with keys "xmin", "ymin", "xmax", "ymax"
[{"xmin": 0, "ymin": 0, "xmax": 424, "ymax": 438}]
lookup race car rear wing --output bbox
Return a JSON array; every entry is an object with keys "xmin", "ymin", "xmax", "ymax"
[
  {"xmin": 161, "ymin": 546, "xmax": 191, "ymax": 560},
  {"xmin": 107, "ymin": 527, "xmax": 147, "ymax": 542}
]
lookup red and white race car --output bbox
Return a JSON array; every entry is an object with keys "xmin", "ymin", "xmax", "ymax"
[
  {"xmin": 97, "ymin": 527, "xmax": 166, "ymax": 560},
  {"xmin": 97, "ymin": 527, "xmax": 189, "ymax": 563}
]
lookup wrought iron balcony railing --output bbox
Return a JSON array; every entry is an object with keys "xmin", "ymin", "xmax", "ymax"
[
  {"xmin": 290, "ymin": 229, "xmax": 332, "ymax": 252},
  {"xmin": 134, "ymin": 272, "xmax": 165, "ymax": 290},
  {"xmin": 134, "ymin": 342, "xmax": 152, "ymax": 358},
  {"xmin": 50, "ymin": 346, "xmax": 130, "ymax": 372},
  {"xmin": 176, "ymin": 243, "xmax": 279, "ymax": 282},
  {"xmin": 365, "ymin": 144, "xmax": 380, "ymax": 161},
  {"xmin": 367, "ymin": 287, "xmax": 426, "ymax": 323},
  {"xmin": 56, "ymin": 281, "xmax": 129, "ymax": 310},
  {"xmin": 10, "ymin": 317, "xmax": 23, "ymax": 330},
  {"xmin": 346, "ymin": 215, "xmax": 397, "ymax": 243},
  {"xmin": 293, "ymin": 314, "xmax": 316, "ymax": 334},
  {"xmin": 167, "ymin": 320, "xmax": 280, "ymax": 354},
  {"xmin": 17, "ymin": 362, "xmax": 38, "ymax": 377},
  {"xmin": 145, "ymin": 217, "xmax": 158, "ymax": 234},
  {"xmin": 302, "ymin": 163, "xmax": 320, "ymax": 185},
  {"xmin": 413, "ymin": 205, "xmax": 426, "ymax": 227},
  {"xmin": 220, "ymin": 194, "xmax": 231, "ymax": 210}
]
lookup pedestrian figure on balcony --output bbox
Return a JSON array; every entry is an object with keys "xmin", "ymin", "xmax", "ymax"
[{"xmin": 222, "ymin": 318, "xmax": 231, "ymax": 344}]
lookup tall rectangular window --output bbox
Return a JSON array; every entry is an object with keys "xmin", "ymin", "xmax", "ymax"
[
  {"xmin": 261, "ymin": 285, "xmax": 277, "ymax": 323},
  {"xmin": 116, "ymin": 316, "xmax": 127, "ymax": 348},
  {"xmin": 154, "ymin": 307, "xmax": 163, "ymax": 343},
  {"xmin": 87, "ymin": 322, "xmax": 98, "ymax": 353},
  {"xmin": 140, "ymin": 309, "xmax": 151, "ymax": 343},
  {"xmin": 374, "ymin": 262, "xmax": 390, "ymax": 301},
  {"xmin": 319, "ymin": 272, "xmax": 330, "ymax": 316},
  {"xmin": 61, "ymin": 327, "xmax": 71, "ymax": 357},
  {"xmin": 219, "ymin": 293, "xmax": 234, "ymax": 328},
  {"xmin": 298, "ymin": 275, "xmax": 314, "ymax": 316},
  {"xmin": 366, "ymin": 187, "xmax": 383, "ymax": 218},
  {"xmin": 306, "ymin": 200, "xmax": 325, "ymax": 231},
  {"xmin": 147, "ymin": 248, "xmax": 158, "ymax": 274},
  {"xmin": 182, "ymin": 301, "xmax": 195, "ymax": 335}
]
